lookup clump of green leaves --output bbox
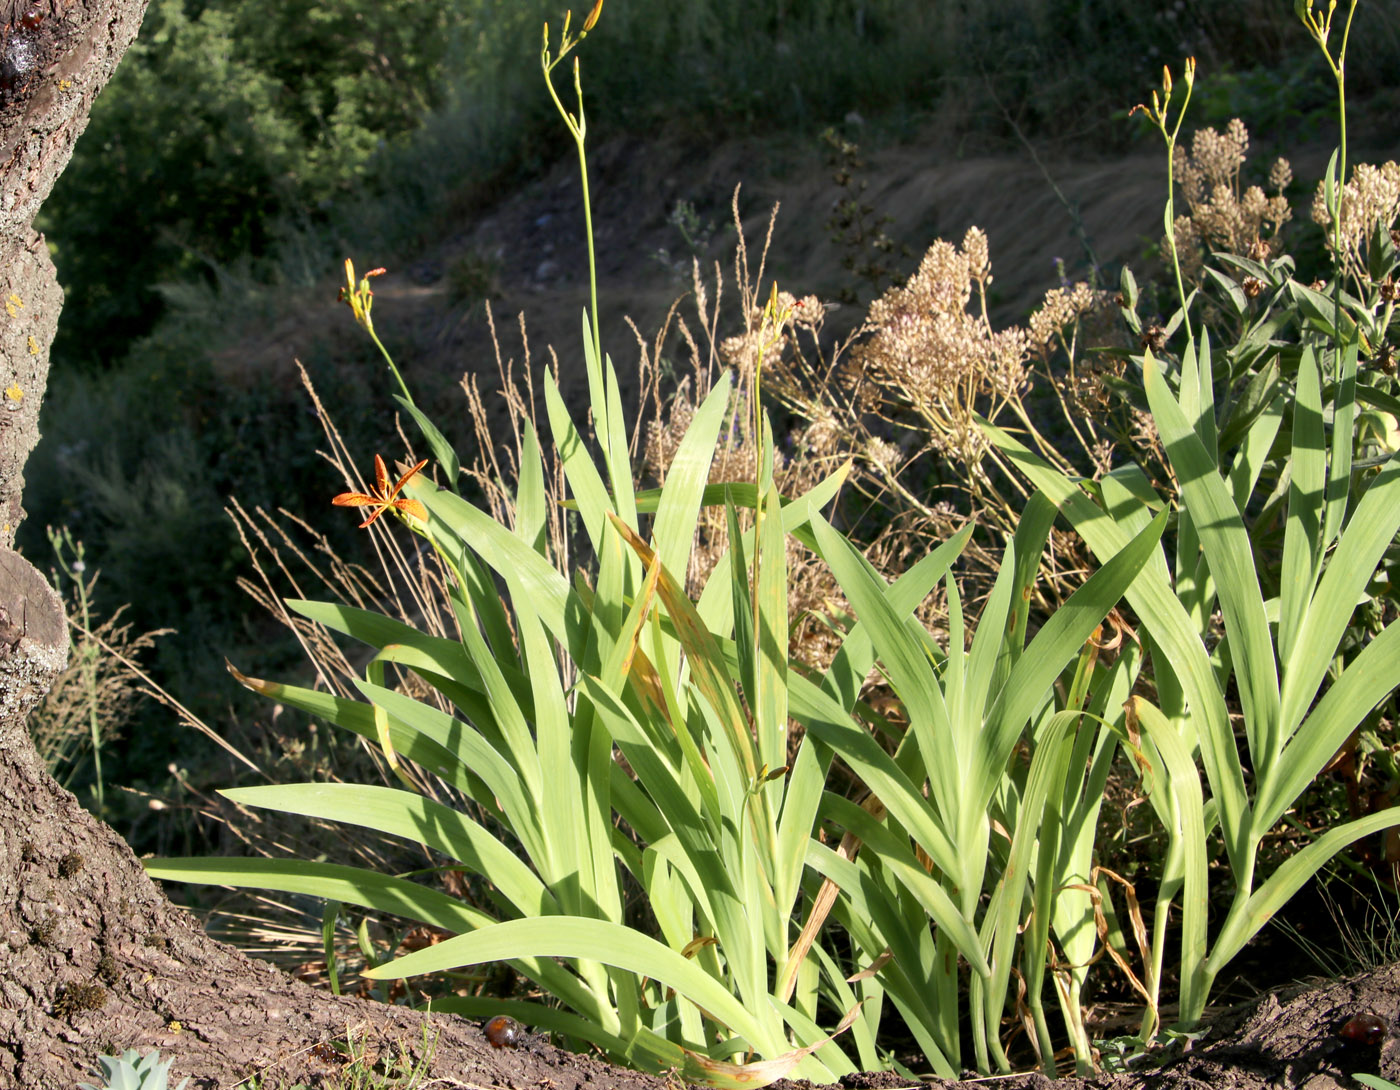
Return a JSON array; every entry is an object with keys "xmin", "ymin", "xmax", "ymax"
[
  {"xmin": 151, "ymin": 9, "xmax": 873, "ymax": 1084},
  {"xmin": 146, "ymin": 2, "xmax": 1400, "ymax": 1085}
]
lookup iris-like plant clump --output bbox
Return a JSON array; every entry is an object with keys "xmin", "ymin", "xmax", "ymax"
[{"xmin": 147, "ymin": 0, "xmax": 1400, "ymax": 1083}]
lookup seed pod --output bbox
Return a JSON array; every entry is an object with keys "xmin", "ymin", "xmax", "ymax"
[
  {"xmin": 484, "ymin": 1014, "xmax": 523, "ymax": 1048},
  {"xmin": 1339, "ymin": 1013, "xmax": 1388, "ymax": 1046}
]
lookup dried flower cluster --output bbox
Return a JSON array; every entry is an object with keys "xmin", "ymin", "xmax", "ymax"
[
  {"xmin": 848, "ymin": 228, "xmax": 1029, "ymax": 466},
  {"xmin": 1312, "ymin": 160, "xmax": 1400, "ymax": 285},
  {"xmin": 1170, "ymin": 119, "xmax": 1292, "ymax": 276},
  {"xmin": 1029, "ymin": 282, "xmax": 1115, "ymax": 362}
]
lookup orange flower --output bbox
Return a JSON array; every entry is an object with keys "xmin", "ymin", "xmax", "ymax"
[{"xmin": 333, "ymin": 454, "xmax": 429, "ymax": 527}]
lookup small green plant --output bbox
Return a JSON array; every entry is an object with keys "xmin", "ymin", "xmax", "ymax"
[
  {"xmin": 79, "ymin": 1048, "xmax": 189, "ymax": 1090},
  {"xmin": 652, "ymin": 199, "xmax": 720, "ymax": 280},
  {"xmin": 235, "ymin": 1024, "xmax": 435, "ymax": 1089},
  {"xmin": 33, "ymin": 528, "xmax": 165, "ymax": 815}
]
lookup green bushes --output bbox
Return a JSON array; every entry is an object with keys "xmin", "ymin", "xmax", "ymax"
[{"xmin": 39, "ymin": 0, "xmax": 461, "ymax": 367}]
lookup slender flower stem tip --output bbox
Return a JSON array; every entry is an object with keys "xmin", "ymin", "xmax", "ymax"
[
  {"xmin": 333, "ymin": 454, "xmax": 428, "ymax": 527},
  {"xmin": 338, "ymin": 258, "xmax": 387, "ymax": 332},
  {"xmin": 1130, "ymin": 57, "xmax": 1195, "ymax": 129}
]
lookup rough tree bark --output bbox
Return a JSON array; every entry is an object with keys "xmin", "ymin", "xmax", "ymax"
[{"xmin": 0, "ymin": 3, "xmax": 1398, "ymax": 1089}]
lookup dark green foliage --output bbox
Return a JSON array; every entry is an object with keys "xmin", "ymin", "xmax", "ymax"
[{"xmin": 40, "ymin": 0, "xmax": 457, "ymax": 367}]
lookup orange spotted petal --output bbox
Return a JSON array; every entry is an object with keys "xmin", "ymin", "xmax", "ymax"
[
  {"xmin": 372, "ymin": 453, "xmax": 391, "ymax": 496},
  {"xmin": 332, "ymin": 492, "xmax": 379, "ymax": 508},
  {"xmin": 390, "ymin": 458, "xmax": 429, "ymax": 497},
  {"xmin": 394, "ymin": 497, "xmax": 429, "ymax": 523}
]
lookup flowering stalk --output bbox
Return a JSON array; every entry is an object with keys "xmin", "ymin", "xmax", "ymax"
[
  {"xmin": 1132, "ymin": 58, "xmax": 1197, "ymax": 347},
  {"xmin": 542, "ymin": 1, "xmax": 605, "ymax": 368},
  {"xmin": 1296, "ymin": 0, "xmax": 1358, "ymax": 267},
  {"xmin": 339, "ymin": 259, "xmax": 414, "ymax": 407}
]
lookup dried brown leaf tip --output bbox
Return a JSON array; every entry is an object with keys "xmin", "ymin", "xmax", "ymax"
[{"xmin": 333, "ymin": 454, "xmax": 429, "ymax": 527}]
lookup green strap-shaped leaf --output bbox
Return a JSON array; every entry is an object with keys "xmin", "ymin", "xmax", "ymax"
[
  {"xmin": 810, "ymin": 514, "xmax": 961, "ymax": 824},
  {"xmin": 822, "ymin": 523, "xmax": 972, "ymax": 714},
  {"xmin": 695, "ymin": 460, "xmax": 853, "ymax": 635},
  {"xmin": 392, "ymin": 392, "xmax": 461, "ymax": 494},
  {"xmin": 361, "ymin": 915, "xmax": 778, "ymax": 1055},
  {"xmin": 354, "ymin": 680, "xmax": 548, "ymax": 871},
  {"xmin": 146, "ymin": 856, "xmax": 481, "ymax": 931},
  {"xmin": 1281, "ymin": 453, "xmax": 1400, "ymax": 736},
  {"xmin": 1125, "ymin": 698, "xmax": 1209, "ymax": 1022},
  {"xmin": 652, "ymin": 372, "xmax": 732, "ymax": 583},
  {"xmin": 973, "ymin": 511, "xmax": 1165, "ymax": 812},
  {"xmin": 981, "ymin": 710, "xmax": 1080, "ymax": 1031},
  {"xmin": 995, "ymin": 493, "xmax": 1058, "ymax": 688},
  {"xmin": 227, "ymin": 671, "xmax": 494, "ymax": 809},
  {"xmin": 219, "ymin": 783, "xmax": 555, "ymax": 918},
  {"xmin": 1207, "ymin": 807, "xmax": 1400, "ymax": 983},
  {"xmin": 501, "ymin": 561, "xmax": 579, "ymax": 894},
  {"xmin": 980, "ymin": 418, "xmax": 1251, "ymax": 875},
  {"xmin": 286, "ymin": 600, "xmax": 488, "ymax": 689},
  {"xmin": 515, "ymin": 420, "xmax": 549, "ymax": 556},
  {"xmin": 754, "ymin": 482, "xmax": 790, "ymax": 792},
  {"xmin": 404, "ymin": 476, "xmax": 572, "ymax": 643},
  {"xmin": 1323, "ymin": 337, "xmax": 1359, "ymax": 550},
  {"xmin": 820, "ymin": 793, "xmax": 991, "ymax": 979},
  {"xmin": 601, "ymin": 349, "xmax": 640, "ymax": 532},
  {"xmin": 1260, "ymin": 620, "xmax": 1400, "ymax": 832},
  {"xmin": 544, "ymin": 367, "xmax": 614, "ymax": 556},
  {"xmin": 760, "ymin": 648, "xmax": 964, "ymax": 882},
  {"xmin": 773, "ymin": 734, "xmax": 830, "ymax": 936},
  {"xmin": 1279, "ymin": 344, "xmax": 1325, "ymax": 665},
  {"xmin": 1144, "ymin": 350, "xmax": 1281, "ymax": 781}
]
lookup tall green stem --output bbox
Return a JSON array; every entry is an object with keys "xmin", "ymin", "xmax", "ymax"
[{"xmin": 542, "ymin": 35, "xmax": 603, "ymax": 369}]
